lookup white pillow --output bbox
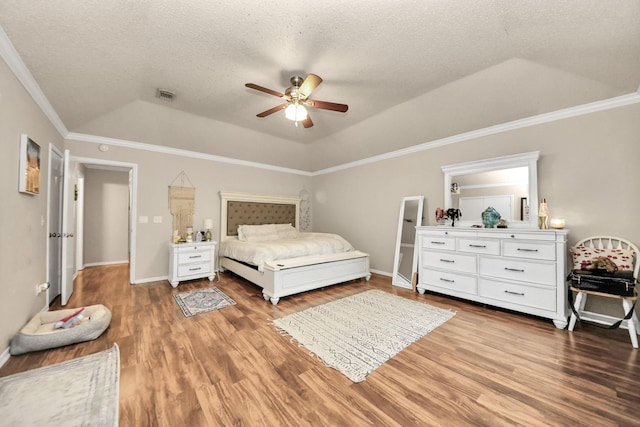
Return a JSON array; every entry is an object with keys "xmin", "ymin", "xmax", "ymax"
[
  {"xmin": 275, "ymin": 223, "xmax": 299, "ymax": 239},
  {"xmin": 237, "ymin": 224, "xmax": 279, "ymax": 242}
]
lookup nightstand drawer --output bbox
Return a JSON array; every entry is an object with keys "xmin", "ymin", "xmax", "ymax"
[
  {"xmin": 178, "ymin": 262, "xmax": 212, "ymax": 277},
  {"xmin": 178, "ymin": 250, "xmax": 212, "ymax": 264}
]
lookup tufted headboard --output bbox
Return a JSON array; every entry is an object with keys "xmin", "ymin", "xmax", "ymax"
[{"xmin": 220, "ymin": 191, "xmax": 301, "ymax": 241}]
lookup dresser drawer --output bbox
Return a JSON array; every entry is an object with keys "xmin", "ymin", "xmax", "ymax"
[
  {"xmin": 457, "ymin": 238, "xmax": 500, "ymax": 255},
  {"xmin": 421, "ymin": 236, "xmax": 455, "ymax": 251},
  {"xmin": 421, "ymin": 268, "xmax": 477, "ymax": 295},
  {"xmin": 422, "ymin": 250, "xmax": 477, "ymax": 274},
  {"xmin": 178, "ymin": 262, "xmax": 212, "ymax": 277},
  {"xmin": 479, "ymin": 256, "xmax": 556, "ymax": 286},
  {"xmin": 503, "ymin": 240, "xmax": 556, "ymax": 261},
  {"xmin": 479, "ymin": 278, "xmax": 556, "ymax": 312}
]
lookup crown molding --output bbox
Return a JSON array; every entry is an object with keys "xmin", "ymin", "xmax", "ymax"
[
  {"xmin": 69, "ymin": 90, "xmax": 640, "ymax": 177},
  {"xmin": 313, "ymin": 92, "xmax": 640, "ymax": 175},
  {"xmin": 65, "ymin": 132, "xmax": 313, "ymax": 176},
  {"xmin": 0, "ymin": 25, "xmax": 68, "ymax": 137}
]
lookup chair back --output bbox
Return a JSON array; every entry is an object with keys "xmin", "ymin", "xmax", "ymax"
[{"xmin": 574, "ymin": 236, "xmax": 639, "ymax": 279}]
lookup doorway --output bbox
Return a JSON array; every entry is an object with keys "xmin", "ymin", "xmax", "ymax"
[{"xmin": 73, "ymin": 156, "xmax": 138, "ymax": 284}]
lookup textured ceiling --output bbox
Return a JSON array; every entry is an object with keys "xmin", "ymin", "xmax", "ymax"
[{"xmin": 1, "ymin": 0, "xmax": 639, "ymax": 167}]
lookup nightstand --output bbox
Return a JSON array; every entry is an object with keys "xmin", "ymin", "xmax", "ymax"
[{"xmin": 168, "ymin": 241, "xmax": 217, "ymax": 287}]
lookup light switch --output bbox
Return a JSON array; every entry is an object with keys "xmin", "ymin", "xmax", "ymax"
[
  {"xmin": 139, "ymin": 216, "xmax": 148, "ymax": 224},
  {"xmin": 153, "ymin": 216, "xmax": 162, "ymax": 224}
]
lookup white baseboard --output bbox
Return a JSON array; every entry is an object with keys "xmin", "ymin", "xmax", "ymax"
[
  {"xmin": 0, "ymin": 346, "xmax": 10, "ymax": 369},
  {"xmin": 132, "ymin": 276, "xmax": 169, "ymax": 284},
  {"xmin": 370, "ymin": 269, "xmax": 392, "ymax": 277},
  {"xmin": 83, "ymin": 260, "xmax": 129, "ymax": 268}
]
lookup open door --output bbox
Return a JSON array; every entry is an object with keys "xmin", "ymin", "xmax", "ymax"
[
  {"xmin": 47, "ymin": 146, "xmax": 64, "ymax": 304},
  {"xmin": 60, "ymin": 150, "xmax": 76, "ymax": 305}
]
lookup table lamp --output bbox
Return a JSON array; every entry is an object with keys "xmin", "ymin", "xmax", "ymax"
[{"xmin": 203, "ymin": 218, "xmax": 213, "ymax": 241}]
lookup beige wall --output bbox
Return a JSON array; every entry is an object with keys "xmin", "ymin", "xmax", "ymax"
[
  {"xmin": 63, "ymin": 140, "xmax": 313, "ymax": 282},
  {"xmin": 0, "ymin": 58, "xmax": 64, "ymax": 349},
  {"xmin": 83, "ymin": 168, "xmax": 130, "ymax": 265},
  {"xmin": 314, "ymin": 103, "xmax": 640, "ymax": 272}
]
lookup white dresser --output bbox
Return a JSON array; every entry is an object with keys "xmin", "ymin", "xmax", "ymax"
[
  {"xmin": 168, "ymin": 241, "xmax": 217, "ymax": 287},
  {"xmin": 416, "ymin": 226, "xmax": 569, "ymax": 328}
]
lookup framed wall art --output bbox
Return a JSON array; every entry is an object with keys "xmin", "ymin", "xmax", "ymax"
[{"xmin": 18, "ymin": 134, "xmax": 40, "ymax": 195}]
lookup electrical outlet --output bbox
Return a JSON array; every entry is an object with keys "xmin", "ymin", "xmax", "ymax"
[{"xmin": 36, "ymin": 282, "xmax": 49, "ymax": 296}]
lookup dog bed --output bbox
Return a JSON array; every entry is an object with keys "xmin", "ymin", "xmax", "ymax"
[{"xmin": 10, "ymin": 304, "xmax": 112, "ymax": 355}]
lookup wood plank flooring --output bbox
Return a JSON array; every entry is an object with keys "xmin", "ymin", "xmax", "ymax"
[{"xmin": 1, "ymin": 264, "xmax": 639, "ymax": 426}]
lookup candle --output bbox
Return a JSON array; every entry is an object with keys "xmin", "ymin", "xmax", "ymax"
[{"xmin": 550, "ymin": 218, "xmax": 565, "ymax": 229}]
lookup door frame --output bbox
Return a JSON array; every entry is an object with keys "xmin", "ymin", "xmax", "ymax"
[
  {"xmin": 71, "ymin": 156, "xmax": 138, "ymax": 284},
  {"xmin": 46, "ymin": 143, "xmax": 64, "ymax": 305}
]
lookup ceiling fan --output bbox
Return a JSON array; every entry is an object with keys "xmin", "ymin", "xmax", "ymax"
[{"xmin": 245, "ymin": 73, "xmax": 348, "ymax": 128}]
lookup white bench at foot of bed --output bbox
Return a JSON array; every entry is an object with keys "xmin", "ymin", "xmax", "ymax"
[{"xmin": 220, "ymin": 251, "xmax": 370, "ymax": 305}]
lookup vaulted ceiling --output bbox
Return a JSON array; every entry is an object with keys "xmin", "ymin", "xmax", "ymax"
[{"xmin": 1, "ymin": 1, "xmax": 639, "ymax": 170}]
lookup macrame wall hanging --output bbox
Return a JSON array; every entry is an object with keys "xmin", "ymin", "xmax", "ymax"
[{"xmin": 168, "ymin": 171, "xmax": 195, "ymax": 242}]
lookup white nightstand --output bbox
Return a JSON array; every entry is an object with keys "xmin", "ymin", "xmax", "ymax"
[{"xmin": 168, "ymin": 241, "xmax": 217, "ymax": 287}]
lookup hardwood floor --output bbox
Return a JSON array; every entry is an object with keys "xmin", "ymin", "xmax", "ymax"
[{"xmin": 1, "ymin": 264, "xmax": 639, "ymax": 426}]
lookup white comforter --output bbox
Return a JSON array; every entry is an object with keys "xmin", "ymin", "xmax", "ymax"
[{"xmin": 220, "ymin": 232, "xmax": 355, "ymax": 272}]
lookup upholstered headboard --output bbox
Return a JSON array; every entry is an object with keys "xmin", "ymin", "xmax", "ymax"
[{"xmin": 220, "ymin": 191, "xmax": 301, "ymax": 241}]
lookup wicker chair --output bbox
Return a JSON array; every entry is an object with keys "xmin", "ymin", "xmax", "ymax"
[{"xmin": 567, "ymin": 236, "xmax": 639, "ymax": 348}]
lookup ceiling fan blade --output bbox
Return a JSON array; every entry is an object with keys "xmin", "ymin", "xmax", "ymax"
[
  {"xmin": 245, "ymin": 83, "xmax": 284, "ymax": 98},
  {"xmin": 305, "ymin": 99, "xmax": 349, "ymax": 113},
  {"xmin": 298, "ymin": 74, "xmax": 323, "ymax": 99},
  {"xmin": 301, "ymin": 115, "xmax": 313, "ymax": 128},
  {"xmin": 256, "ymin": 104, "xmax": 288, "ymax": 117}
]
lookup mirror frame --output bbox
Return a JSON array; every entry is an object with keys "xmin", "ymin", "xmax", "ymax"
[
  {"xmin": 392, "ymin": 195, "xmax": 424, "ymax": 289},
  {"xmin": 442, "ymin": 151, "xmax": 540, "ymax": 229}
]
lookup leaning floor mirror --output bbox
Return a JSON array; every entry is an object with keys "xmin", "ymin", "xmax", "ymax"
[{"xmin": 392, "ymin": 196, "xmax": 424, "ymax": 289}]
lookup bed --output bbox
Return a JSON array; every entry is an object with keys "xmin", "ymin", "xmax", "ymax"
[{"xmin": 218, "ymin": 191, "xmax": 370, "ymax": 304}]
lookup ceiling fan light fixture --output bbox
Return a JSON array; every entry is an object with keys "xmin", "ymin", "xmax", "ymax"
[{"xmin": 284, "ymin": 103, "xmax": 308, "ymax": 121}]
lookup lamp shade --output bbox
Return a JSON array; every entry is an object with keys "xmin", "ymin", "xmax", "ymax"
[
  {"xmin": 284, "ymin": 103, "xmax": 308, "ymax": 121},
  {"xmin": 203, "ymin": 218, "xmax": 213, "ymax": 230}
]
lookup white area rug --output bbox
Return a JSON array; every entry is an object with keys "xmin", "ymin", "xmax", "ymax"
[
  {"xmin": 173, "ymin": 286, "xmax": 237, "ymax": 317},
  {"xmin": 0, "ymin": 344, "xmax": 120, "ymax": 426},
  {"xmin": 273, "ymin": 290, "xmax": 455, "ymax": 382}
]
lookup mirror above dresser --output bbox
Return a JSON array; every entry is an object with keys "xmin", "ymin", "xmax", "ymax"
[{"xmin": 442, "ymin": 151, "xmax": 540, "ymax": 229}]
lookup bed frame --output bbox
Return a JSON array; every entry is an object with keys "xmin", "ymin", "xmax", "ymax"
[{"xmin": 219, "ymin": 191, "xmax": 370, "ymax": 304}]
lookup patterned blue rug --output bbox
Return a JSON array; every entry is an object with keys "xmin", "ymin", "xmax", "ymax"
[{"xmin": 173, "ymin": 287, "xmax": 237, "ymax": 317}]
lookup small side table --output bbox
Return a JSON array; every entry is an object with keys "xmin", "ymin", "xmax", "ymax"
[{"xmin": 168, "ymin": 241, "xmax": 217, "ymax": 288}]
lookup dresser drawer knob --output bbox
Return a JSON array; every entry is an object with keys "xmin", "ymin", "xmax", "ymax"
[
  {"xmin": 440, "ymin": 259, "xmax": 455, "ymax": 263},
  {"xmin": 469, "ymin": 244, "xmax": 486, "ymax": 248},
  {"xmin": 517, "ymin": 248, "xmax": 539, "ymax": 252},
  {"xmin": 189, "ymin": 255, "xmax": 202, "ymax": 259},
  {"xmin": 439, "ymin": 278, "xmax": 455, "ymax": 283},
  {"xmin": 504, "ymin": 267, "xmax": 525, "ymax": 272},
  {"xmin": 431, "ymin": 241, "xmax": 446, "ymax": 245},
  {"xmin": 189, "ymin": 267, "xmax": 202, "ymax": 272},
  {"xmin": 504, "ymin": 290, "xmax": 525, "ymax": 296}
]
